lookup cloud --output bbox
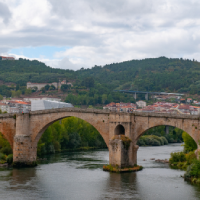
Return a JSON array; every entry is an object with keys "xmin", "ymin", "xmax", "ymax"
[
  {"xmin": 45, "ymin": 57, "xmax": 81, "ymax": 70},
  {"xmin": 1, "ymin": 0, "xmax": 200, "ymax": 69},
  {"xmin": 0, "ymin": 2, "xmax": 11, "ymax": 24}
]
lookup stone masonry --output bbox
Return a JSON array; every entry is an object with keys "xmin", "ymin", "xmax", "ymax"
[{"xmin": 0, "ymin": 108, "xmax": 200, "ymax": 167}]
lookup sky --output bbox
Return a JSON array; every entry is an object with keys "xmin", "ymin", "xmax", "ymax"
[{"xmin": 1, "ymin": 0, "xmax": 200, "ymax": 70}]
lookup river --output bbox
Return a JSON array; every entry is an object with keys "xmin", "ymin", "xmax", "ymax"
[{"xmin": 0, "ymin": 143, "xmax": 200, "ymax": 200}]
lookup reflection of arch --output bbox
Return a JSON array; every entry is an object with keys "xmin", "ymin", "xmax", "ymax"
[{"xmin": 114, "ymin": 124, "xmax": 125, "ymax": 135}]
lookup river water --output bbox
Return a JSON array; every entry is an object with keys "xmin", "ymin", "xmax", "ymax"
[{"xmin": 0, "ymin": 144, "xmax": 200, "ymax": 200}]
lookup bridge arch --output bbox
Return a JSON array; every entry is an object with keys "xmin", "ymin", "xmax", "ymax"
[
  {"xmin": 114, "ymin": 124, "xmax": 125, "ymax": 135},
  {"xmin": 135, "ymin": 121, "xmax": 199, "ymax": 147},
  {"xmin": 29, "ymin": 110, "xmax": 110, "ymax": 153},
  {"xmin": 0, "ymin": 116, "xmax": 16, "ymax": 149}
]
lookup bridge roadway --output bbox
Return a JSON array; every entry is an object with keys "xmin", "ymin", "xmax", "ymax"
[{"xmin": 0, "ymin": 107, "xmax": 199, "ymax": 167}]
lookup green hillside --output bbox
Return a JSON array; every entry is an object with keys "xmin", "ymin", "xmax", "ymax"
[
  {"xmin": 0, "ymin": 58, "xmax": 75, "ymax": 85},
  {"xmin": 0, "ymin": 57, "xmax": 200, "ymax": 104}
]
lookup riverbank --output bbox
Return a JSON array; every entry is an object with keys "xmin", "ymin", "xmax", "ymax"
[{"xmin": 169, "ymin": 151, "xmax": 200, "ymax": 185}]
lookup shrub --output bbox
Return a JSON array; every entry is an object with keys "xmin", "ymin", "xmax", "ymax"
[
  {"xmin": 186, "ymin": 151, "xmax": 196, "ymax": 165},
  {"xmin": 0, "ymin": 146, "xmax": 12, "ymax": 155},
  {"xmin": 137, "ymin": 138, "xmax": 145, "ymax": 146},
  {"xmin": 0, "ymin": 153, "xmax": 6, "ymax": 161},
  {"xmin": 143, "ymin": 137, "xmax": 153, "ymax": 145},
  {"xmin": 150, "ymin": 135, "xmax": 163, "ymax": 145},
  {"xmin": 169, "ymin": 152, "xmax": 186, "ymax": 163},
  {"xmin": 6, "ymin": 154, "xmax": 13, "ymax": 164},
  {"xmin": 182, "ymin": 132, "xmax": 197, "ymax": 153},
  {"xmin": 185, "ymin": 160, "xmax": 200, "ymax": 179},
  {"xmin": 151, "ymin": 139, "xmax": 161, "ymax": 146},
  {"xmin": 161, "ymin": 136, "xmax": 168, "ymax": 145}
]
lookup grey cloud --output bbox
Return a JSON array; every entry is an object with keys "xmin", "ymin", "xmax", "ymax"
[
  {"xmin": 2, "ymin": 0, "xmax": 200, "ymax": 69},
  {"xmin": 0, "ymin": 2, "xmax": 11, "ymax": 24}
]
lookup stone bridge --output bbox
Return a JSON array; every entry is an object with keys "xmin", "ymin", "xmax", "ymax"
[{"xmin": 1, "ymin": 108, "xmax": 200, "ymax": 167}]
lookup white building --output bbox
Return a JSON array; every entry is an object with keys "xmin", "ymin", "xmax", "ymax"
[
  {"xmin": 136, "ymin": 100, "xmax": 147, "ymax": 108},
  {"xmin": 27, "ymin": 79, "xmax": 72, "ymax": 91},
  {"xmin": 24, "ymin": 97, "xmax": 61, "ymax": 102},
  {"xmin": 0, "ymin": 103, "xmax": 10, "ymax": 113},
  {"xmin": 31, "ymin": 100, "xmax": 73, "ymax": 111},
  {"xmin": 27, "ymin": 82, "xmax": 58, "ymax": 90}
]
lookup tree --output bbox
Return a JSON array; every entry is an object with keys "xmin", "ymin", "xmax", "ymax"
[
  {"xmin": 182, "ymin": 132, "xmax": 197, "ymax": 153},
  {"xmin": 65, "ymin": 94, "xmax": 75, "ymax": 104},
  {"xmin": 107, "ymin": 94, "xmax": 113, "ymax": 103},
  {"xmin": 61, "ymin": 84, "xmax": 69, "ymax": 92},
  {"xmin": 25, "ymin": 88, "xmax": 32, "ymax": 95},
  {"xmin": 82, "ymin": 77, "xmax": 94, "ymax": 88},
  {"xmin": 41, "ymin": 87, "xmax": 45, "ymax": 93},
  {"xmin": 44, "ymin": 84, "xmax": 50, "ymax": 91},
  {"xmin": 49, "ymin": 85, "xmax": 56, "ymax": 90},
  {"xmin": 102, "ymin": 94, "xmax": 107, "ymax": 104}
]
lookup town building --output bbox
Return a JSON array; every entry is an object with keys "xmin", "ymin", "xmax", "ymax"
[
  {"xmin": 27, "ymin": 81, "xmax": 58, "ymax": 91},
  {"xmin": 31, "ymin": 100, "xmax": 73, "ymax": 111},
  {"xmin": 187, "ymin": 98, "xmax": 193, "ymax": 103},
  {"xmin": 136, "ymin": 100, "xmax": 146, "ymax": 108},
  {"xmin": 24, "ymin": 97, "xmax": 61, "ymax": 102},
  {"xmin": 0, "ymin": 56, "xmax": 15, "ymax": 60}
]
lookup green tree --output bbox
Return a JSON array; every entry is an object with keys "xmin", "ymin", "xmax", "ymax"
[
  {"xmin": 61, "ymin": 84, "xmax": 69, "ymax": 92},
  {"xmin": 102, "ymin": 94, "xmax": 107, "ymax": 104},
  {"xmin": 44, "ymin": 84, "xmax": 50, "ymax": 91},
  {"xmin": 82, "ymin": 77, "xmax": 94, "ymax": 88},
  {"xmin": 182, "ymin": 132, "xmax": 197, "ymax": 153},
  {"xmin": 25, "ymin": 88, "xmax": 32, "ymax": 95},
  {"xmin": 49, "ymin": 85, "xmax": 56, "ymax": 90}
]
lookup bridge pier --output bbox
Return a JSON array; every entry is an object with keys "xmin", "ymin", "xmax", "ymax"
[
  {"xmin": 145, "ymin": 93, "xmax": 148, "ymax": 100},
  {"xmin": 13, "ymin": 135, "xmax": 37, "ymax": 167},
  {"xmin": 13, "ymin": 114, "xmax": 37, "ymax": 167},
  {"xmin": 109, "ymin": 135, "xmax": 138, "ymax": 168}
]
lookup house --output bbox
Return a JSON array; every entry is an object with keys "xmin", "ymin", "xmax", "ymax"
[
  {"xmin": 142, "ymin": 105, "xmax": 155, "ymax": 112},
  {"xmin": 136, "ymin": 100, "xmax": 146, "ymax": 108},
  {"xmin": 180, "ymin": 99, "xmax": 186, "ymax": 103},
  {"xmin": 178, "ymin": 104, "xmax": 190, "ymax": 114},
  {"xmin": 0, "ymin": 56, "xmax": 15, "ymax": 60},
  {"xmin": 187, "ymin": 98, "xmax": 193, "ymax": 103},
  {"xmin": 0, "ymin": 103, "xmax": 9, "ymax": 113}
]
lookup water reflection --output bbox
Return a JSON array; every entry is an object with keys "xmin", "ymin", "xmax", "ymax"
[{"xmin": 0, "ymin": 144, "xmax": 199, "ymax": 199}]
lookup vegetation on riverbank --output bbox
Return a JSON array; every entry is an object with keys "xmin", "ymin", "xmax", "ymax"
[
  {"xmin": 37, "ymin": 117, "xmax": 107, "ymax": 156},
  {"xmin": 103, "ymin": 164, "xmax": 143, "ymax": 173},
  {"xmin": 169, "ymin": 131, "xmax": 200, "ymax": 184},
  {"xmin": 0, "ymin": 133, "xmax": 13, "ymax": 166},
  {"xmin": 137, "ymin": 126, "xmax": 183, "ymax": 146}
]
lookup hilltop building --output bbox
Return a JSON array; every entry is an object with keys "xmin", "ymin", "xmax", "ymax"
[
  {"xmin": 0, "ymin": 56, "xmax": 15, "ymax": 60},
  {"xmin": 27, "ymin": 79, "xmax": 73, "ymax": 91}
]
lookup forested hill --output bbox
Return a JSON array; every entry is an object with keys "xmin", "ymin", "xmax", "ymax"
[
  {"xmin": 1, "ymin": 57, "xmax": 200, "ymax": 95},
  {"xmin": 0, "ymin": 58, "xmax": 75, "ymax": 85},
  {"xmin": 77, "ymin": 57, "xmax": 200, "ymax": 94}
]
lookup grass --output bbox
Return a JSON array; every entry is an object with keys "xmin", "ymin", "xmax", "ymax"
[{"xmin": 103, "ymin": 164, "xmax": 143, "ymax": 173}]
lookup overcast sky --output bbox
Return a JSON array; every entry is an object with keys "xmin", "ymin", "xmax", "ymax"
[{"xmin": 0, "ymin": 0, "xmax": 200, "ymax": 70}]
